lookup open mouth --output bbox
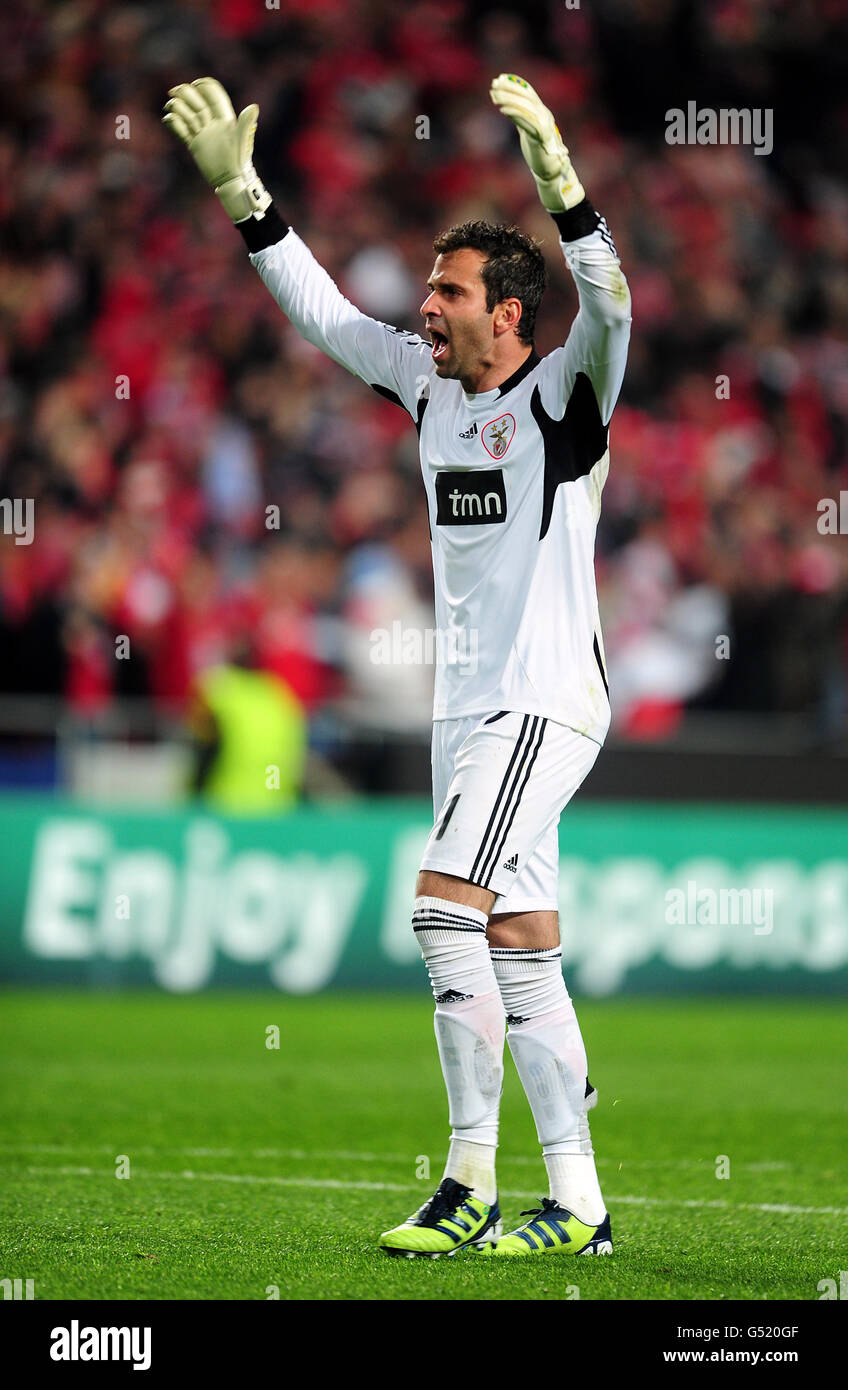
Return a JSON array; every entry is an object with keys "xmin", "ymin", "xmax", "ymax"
[{"xmin": 429, "ymin": 329, "xmax": 449, "ymax": 361}]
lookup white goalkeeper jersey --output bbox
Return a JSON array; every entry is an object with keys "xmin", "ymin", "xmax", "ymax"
[{"xmin": 247, "ymin": 211, "xmax": 631, "ymax": 744}]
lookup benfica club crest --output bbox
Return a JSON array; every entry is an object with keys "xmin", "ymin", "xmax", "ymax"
[{"xmin": 482, "ymin": 413, "xmax": 516, "ymax": 459}]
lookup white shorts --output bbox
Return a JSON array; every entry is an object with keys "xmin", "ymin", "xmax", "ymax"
[{"xmin": 421, "ymin": 711, "xmax": 601, "ymax": 913}]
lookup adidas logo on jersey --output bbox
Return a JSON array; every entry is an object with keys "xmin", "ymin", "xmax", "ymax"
[
  {"xmin": 502, "ymin": 853, "xmax": 518, "ymax": 873},
  {"xmin": 459, "ymin": 422, "xmax": 478, "ymax": 438}
]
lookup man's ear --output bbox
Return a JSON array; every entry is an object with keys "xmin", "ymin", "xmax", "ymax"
[{"xmin": 493, "ymin": 297, "xmax": 523, "ymax": 337}]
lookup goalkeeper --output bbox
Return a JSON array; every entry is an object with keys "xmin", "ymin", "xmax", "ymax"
[{"xmin": 164, "ymin": 73, "xmax": 631, "ymax": 1259}]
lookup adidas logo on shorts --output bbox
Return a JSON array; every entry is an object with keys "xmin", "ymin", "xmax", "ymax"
[{"xmin": 502, "ymin": 853, "xmax": 518, "ymax": 873}]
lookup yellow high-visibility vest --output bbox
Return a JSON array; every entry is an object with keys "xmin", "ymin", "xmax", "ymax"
[{"xmin": 197, "ymin": 665, "xmax": 306, "ymax": 814}]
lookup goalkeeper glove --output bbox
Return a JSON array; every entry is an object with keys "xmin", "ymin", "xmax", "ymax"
[
  {"xmin": 489, "ymin": 73, "xmax": 585, "ymax": 213},
  {"xmin": 162, "ymin": 76, "xmax": 271, "ymax": 223}
]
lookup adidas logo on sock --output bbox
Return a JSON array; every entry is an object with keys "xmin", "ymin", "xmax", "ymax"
[
  {"xmin": 502, "ymin": 853, "xmax": 518, "ymax": 873},
  {"xmin": 435, "ymin": 988, "xmax": 472, "ymax": 1004},
  {"xmin": 459, "ymin": 422, "xmax": 478, "ymax": 438}
]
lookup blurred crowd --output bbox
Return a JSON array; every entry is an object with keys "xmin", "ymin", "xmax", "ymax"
[{"xmin": 1, "ymin": 0, "xmax": 847, "ymax": 768}]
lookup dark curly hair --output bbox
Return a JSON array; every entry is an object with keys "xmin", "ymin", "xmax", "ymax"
[{"xmin": 431, "ymin": 220, "xmax": 547, "ymax": 345}]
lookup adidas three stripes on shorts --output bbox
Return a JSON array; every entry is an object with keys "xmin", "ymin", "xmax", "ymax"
[{"xmin": 420, "ymin": 711, "xmax": 601, "ymax": 913}]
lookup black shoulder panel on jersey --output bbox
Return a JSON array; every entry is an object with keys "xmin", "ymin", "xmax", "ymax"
[
  {"xmin": 550, "ymin": 198, "xmax": 600, "ymax": 242},
  {"xmin": 370, "ymin": 382, "xmax": 405, "ymax": 411},
  {"xmin": 368, "ymin": 381, "xmax": 429, "ymax": 532},
  {"xmin": 237, "ymin": 204, "xmax": 290, "ymax": 253},
  {"xmin": 531, "ymin": 371, "xmax": 608, "ymax": 541},
  {"xmin": 416, "ymin": 394, "xmax": 431, "ymax": 537},
  {"xmin": 369, "ymin": 383, "xmax": 429, "ymax": 438},
  {"xmin": 593, "ymin": 633, "xmax": 610, "ymax": 697}
]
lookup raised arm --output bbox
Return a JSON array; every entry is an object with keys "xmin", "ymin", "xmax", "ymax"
[
  {"xmin": 240, "ymin": 215, "xmax": 433, "ymax": 421},
  {"xmin": 163, "ymin": 77, "xmax": 432, "ymax": 422},
  {"xmin": 547, "ymin": 201, "xmax": 631, "ymax": 426},
  {"xmin": 490, "ymin": 74, "xmax": 631, "ymax": 423}
]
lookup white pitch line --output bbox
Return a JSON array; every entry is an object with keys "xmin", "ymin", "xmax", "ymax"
[
  {"xmin": 22, "ymin": 1165, "xmax": 414, "ymax": 1194},
  {"xmin": 16, "ymin": 1165, "xmax": 848, "ymax": 1219},
  {"xmin": 0, "ymin": 1143, "xmax": 792, "ymax": 1173}
]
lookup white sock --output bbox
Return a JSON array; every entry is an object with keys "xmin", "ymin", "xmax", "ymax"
[
  {"xmin": 414, "ymin": 896, "xmax": 503, "ymax": 1205},
  {"xmin": 491, "ymin": 945, "xmax": 606, "ymax": 1225},
  {"xmin": 442, "ymin": 1136, "xmax": 498, "ymax": 1206},
  {"xmin": 542, "ymin": 1151, "xmax": 606, "ymax": 1225}
]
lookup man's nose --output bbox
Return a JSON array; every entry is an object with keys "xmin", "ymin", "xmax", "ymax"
[{"xmin": 420, "ymin": 291, "xmax": 438, "ymax": 318}]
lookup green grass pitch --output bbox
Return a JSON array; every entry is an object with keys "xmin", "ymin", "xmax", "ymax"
[{"xmin": 1, "ymin": 990, "xmax": 846, "ymax": 1301}]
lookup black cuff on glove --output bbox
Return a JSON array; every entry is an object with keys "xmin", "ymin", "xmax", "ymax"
[
  {"xmin": 236, "ymin": 204, "xmax": 290, "ymax": 253},
  {"xmin": 550, "ymin": 198, "xmax": 600, "ymax": 241}
]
